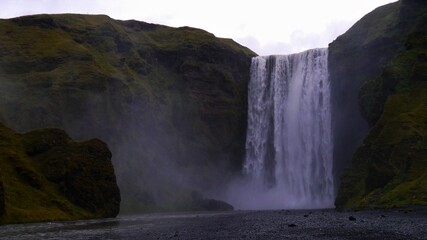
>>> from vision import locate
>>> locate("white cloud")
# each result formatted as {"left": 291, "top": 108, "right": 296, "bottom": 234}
{"left": 237, "top": 36, "right": 294, "bottom": 56}
{"left": 0, "top": 0, "right": 397, "bottom": 55}
{"left": 236, "top": 36, "right": 262, "bottom": 54}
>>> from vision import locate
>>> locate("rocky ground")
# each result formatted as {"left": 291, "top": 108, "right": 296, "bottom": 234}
{"left": 0, "top": 208, "right": 425, "bottom": 239}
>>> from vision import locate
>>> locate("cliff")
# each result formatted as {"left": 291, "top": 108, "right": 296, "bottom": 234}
{"left": 0, "top": 122, "right": 120, "bottom": 224}
{"left": 330, "top": 0, "right": 427, "bottom": 208}
{"left": 0, "top": 14, "right": 255, "bottom": 212}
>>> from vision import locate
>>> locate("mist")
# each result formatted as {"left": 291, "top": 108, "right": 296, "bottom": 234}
{"left": 69, "top": 91, "right": 237, "bottom": 213}
{"left": 224, "top": 176, "right": 334, "bottom": 210}
{"left": 0, "top": 65, "right": 225, "bottom": 213}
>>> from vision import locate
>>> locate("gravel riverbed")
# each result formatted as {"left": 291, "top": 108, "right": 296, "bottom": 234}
{"left": 0, "top": 208, "right": 426, "bottom": 239}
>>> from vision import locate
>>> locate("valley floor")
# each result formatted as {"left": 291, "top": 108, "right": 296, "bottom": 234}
{"left": 0, "top": 208, "right": 426, "bottom": 239}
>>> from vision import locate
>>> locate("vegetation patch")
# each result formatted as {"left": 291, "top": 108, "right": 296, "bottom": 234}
{"left": 0, "top": 123, "right": 120, "bottom": 224}
{"left": 0, "top": 13, "right": 255, "bottom": 213}
{"left": 335, "top": 4, "right": 427, "bottom": 209}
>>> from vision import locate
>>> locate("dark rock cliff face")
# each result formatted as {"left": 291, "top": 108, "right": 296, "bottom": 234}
{"left": 0, "top": 122, "right": 120, "bottom": 224}
{"left": 329, "top": 1, "right": 404, "bottom": 188}
{"left": 0, "top": 14, "right": 255, "bottom": 212}
{"left": 23, "top": 129, "right": 121, "bottom": 217}
{"left": 330, "top": 0, "right": 427, "bottom": 208}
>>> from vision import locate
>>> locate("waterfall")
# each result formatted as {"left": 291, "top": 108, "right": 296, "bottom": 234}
{"left": 242, "top": 48, "right": 334, "bottom": 209}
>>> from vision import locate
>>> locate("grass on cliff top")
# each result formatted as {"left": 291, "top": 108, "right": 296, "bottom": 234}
{"left": 329, "top": 1, "right": 400, "bottom": 55}
{"left": 0, "top": 123, "right": 92, "bottom": 224}
{"left": 142, "top": 24, "right": 255, "bottom": 55}
{"left": 0, "top": 13, "right": 255, "bottom": 131}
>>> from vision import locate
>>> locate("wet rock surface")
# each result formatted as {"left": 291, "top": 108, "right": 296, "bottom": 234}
{"left": 0, "top": 209, "right": 425, "bottom": 240}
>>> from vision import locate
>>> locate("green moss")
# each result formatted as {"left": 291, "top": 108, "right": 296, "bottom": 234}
{"left": 336, "top": 20, "right": 427, "bottom": 209}
{"left": 0, "top": 13, "right": 255, "bottom": 213}
{"left": 0, "top": 123, "right": 120, "bottom": 224}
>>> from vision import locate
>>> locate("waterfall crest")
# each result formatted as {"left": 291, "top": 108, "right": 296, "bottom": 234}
{"left": 242, "top": 48, "right": 334, "bottom": 209}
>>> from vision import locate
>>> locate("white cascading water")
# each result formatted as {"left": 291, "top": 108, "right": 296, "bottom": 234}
{"left": 241, "top": 48, "right": 334, "bottom": 209}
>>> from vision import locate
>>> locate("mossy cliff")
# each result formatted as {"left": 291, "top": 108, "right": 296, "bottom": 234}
{"left": 0, "top": 122, "right": 120, "bottom": 224}
{"left": 330, "top": 0, "right": 427, "bottom": 208}
{"left": 0, "top": 14, "right": 255, "bottom": 212}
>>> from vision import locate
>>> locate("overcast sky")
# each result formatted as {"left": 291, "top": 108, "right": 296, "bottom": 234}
{"left": 1, "top": 0, "right": 397, "bottom": 55}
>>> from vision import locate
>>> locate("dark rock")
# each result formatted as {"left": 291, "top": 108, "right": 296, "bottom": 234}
{"left": 329, "top": 2, "right": 403, "bottom": 188}
{"left": 0, "top": 176, "right": 4, "bottom": 215}
{"left": 169, "top": 231, "right": 179, "bottom": 238}
{"left": 332, "top": 0, "right": 427, "bottom": 209}
{"left": 200, "top": 198, "right": 233, "bottom": 211}
{"left": 349, "top": 216, "right": 356, "bottom": 221}
{"left": 0, "top": 113, "right": 5, "bottom": 124}
{"left": 114, "top": 34, "right": 133, "bottom": 53}
{"left": 0, "top": 122, "right": 120, "bottom": 223}
{"left": 23, "top": 128, "right": 70, "bottom": 156}
{"left": 36, "top": 137, "right": 121, "bottom": 217}
{"left": 14, "top": 166, "right": 43, "bottom": 189}
{"left": 288, "top": 224, "right": 297, "bottom": 227}
{"left": 304, "top": 214, "right": 309, "bottom": 217}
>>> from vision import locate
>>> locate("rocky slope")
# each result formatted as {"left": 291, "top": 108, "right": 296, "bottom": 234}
{"left": 331, "top": 0, "right": 427, "bottom": 208}
{"left": 0, "top": 122, "right": 120, "bottom": 224}
{"left": 0, "top": 14, "right": 255, "bottom": 212}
